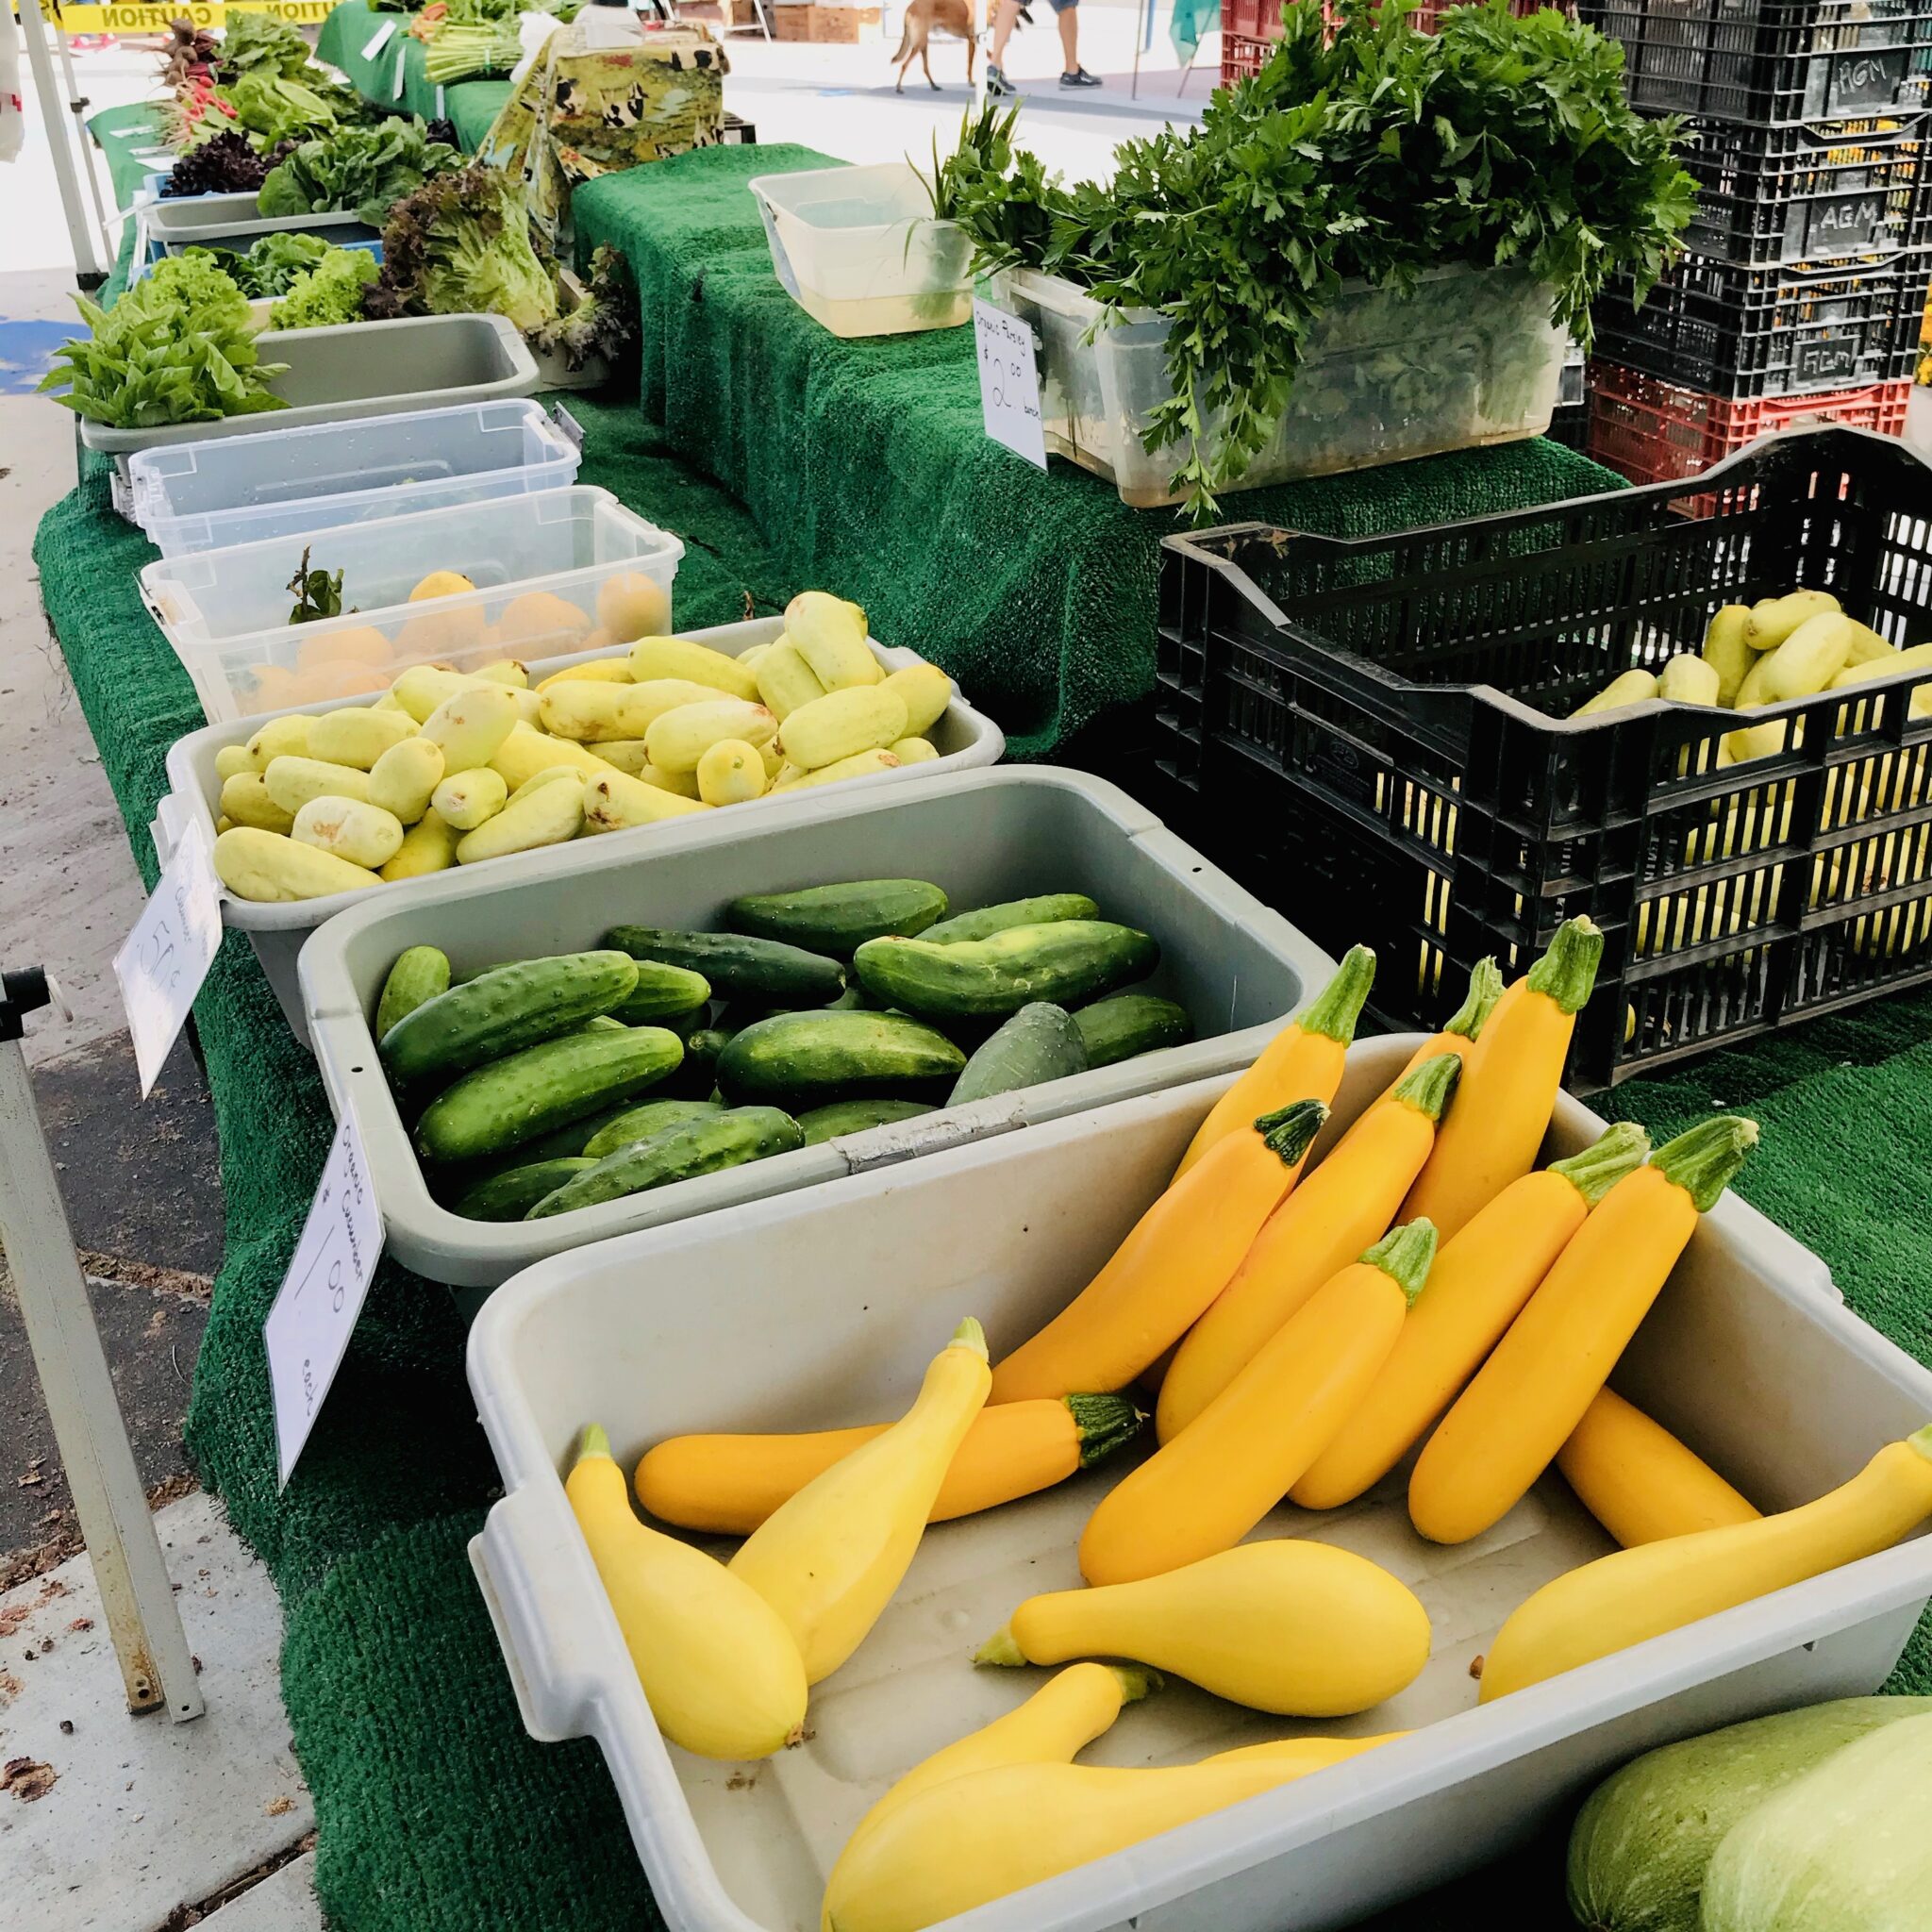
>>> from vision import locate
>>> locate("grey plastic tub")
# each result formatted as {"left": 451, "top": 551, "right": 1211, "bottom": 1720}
{"left": 466, "top": 1036, "right": 1932, "bottom": 1932}
{"left": 158, "top": 617, "right": 1005, "bottom": 1042}
{"left": 142, "top": 189, "right": 376, "bottom": 247}
{"left": 81, "top": 314, "right": 540, "bottom": 482}
{"left": 296, "top": 767, "right": 1334, "bottom": 1295}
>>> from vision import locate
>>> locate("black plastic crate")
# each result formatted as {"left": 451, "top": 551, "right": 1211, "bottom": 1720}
{"left": 1148, "top": 427, "right": 1932, "bottom": 1091}
{"left": 1580, "top": 0, "right": 1932, "bottom": 123}
{"left": 1675, "top": 112, "right": 1932, "bottom": 264}
{"left": 1593, "top": 248, "right": 1932, "bottom": 395}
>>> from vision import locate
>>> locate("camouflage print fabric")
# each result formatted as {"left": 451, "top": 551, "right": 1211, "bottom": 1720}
{"left": 479, "top": 19, "right": 727, "bottom": 248}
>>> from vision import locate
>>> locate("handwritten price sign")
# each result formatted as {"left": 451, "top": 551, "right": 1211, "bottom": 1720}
{"left": 264, "top": 1114, "right": 385, "bottom": 1489}
{"left": 974, "top": 298, "right": 1048, "bottom": 471}
{"left": 113, "top": 817, "right": 223, "bottom": 1096}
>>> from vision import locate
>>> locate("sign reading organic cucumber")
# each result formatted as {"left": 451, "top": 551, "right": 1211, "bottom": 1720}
{"left": 38, "top": 0, "right": 338, "bottom": 30}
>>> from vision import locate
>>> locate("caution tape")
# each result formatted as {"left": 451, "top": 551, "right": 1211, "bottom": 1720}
{"left": 33, "top": 0, "right": 341, "bottom": 30}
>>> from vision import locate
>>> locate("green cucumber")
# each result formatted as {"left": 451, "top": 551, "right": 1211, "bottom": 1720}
{"left": 579, "top": 1015, "right": 628, "bottom": 1033}
{"left": 605, "top": 925, "right": 845, "bottom": 1005}
{"left": 853, "top": 922, "right": 1158, "bottom": 1019}
{"left": 527, "top": 1107, "right": 803, "bottom": 1218}
{"left": 375, "top": 945, "right": 450, "bottom": 1039}
{"left": 922, "top": 894, "right": 1099, "bottom": 944}
{"left": 581, "top": 1097, "right": 724, "bottom": 1159}
{"left": 609, "top": 960, "right": 711, "bottom": 1026}
{"left": 414, "top": 1026, "right": 684, "bottom": 1164}
{"left": 676, "top": 1024, "right": 739, "bottom": 1093}
{"left": 382, "top": 950, "right": 641, "bottom": 1081}
{"left": 443, "top": 1099, "right": 647, "bottom": 1184}
{"left": 725, "top": 879, "right": 948, "bottom": 957}
{"left": 1072, "top": 991, "right": 1193, "bottom": 1068}
{"left": 794, "top": 1098, "right": 936, "bottom": 1144}
{"left": 950, "top": 1003, "right": 1087, "bottom": 1105}
{"left": 454, "top": 1158, "right": 596, "bottom": 1222}
{"left": 715, "top": 1010, "right": 966, "bottom": 1109}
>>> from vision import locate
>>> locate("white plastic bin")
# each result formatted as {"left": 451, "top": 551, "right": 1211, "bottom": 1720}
{"left": 751, "top": 164, "right": 973, "bottom": 339}
{"left": 158, "top": 616, "right": 1004, "bottom": 1041}
{"left": 467, "top": 1038, "right": 1932, "bottom": 1932}
{"left": 140, "top": 485, "right": 682, "bottom": 725}
{"left": 81, "top": 315, "right": 541, "bottom": 491}
{"left": 127, "top": 401, "right": 582, "bottom": 556}
{"left": 297, "top": 768, "right": 1333, "bottom": 1292}
{"left": 987, "top": 262, "right": 1568, "bottom": 508}
{"left": 142, "top": 188, "right": 379, "bottom": 248}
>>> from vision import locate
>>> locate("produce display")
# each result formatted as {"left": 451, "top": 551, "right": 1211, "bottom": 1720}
{"left": 363, "top": 874, "right": 1191, "bottom": 1218}
{"left": 1566, "top": 588, "right": 1932, "bottom": 782}
{"left": 177, "top": 232, "right": 337, "bottom": 299}
{"left": 257, "top": 119, "right": 462, "bottom": 226}
{"left": 205, "top": 597, "right": 975, "bottom": 902}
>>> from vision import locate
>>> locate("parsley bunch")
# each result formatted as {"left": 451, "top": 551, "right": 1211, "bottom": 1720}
{"left": 942, "top": 0, "right": 1692, "bottom": 513}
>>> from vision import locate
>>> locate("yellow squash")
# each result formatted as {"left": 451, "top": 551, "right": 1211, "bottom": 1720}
{"left": 1556, "top": 1387, "right": 1760, "bottom": 1547}
{"left": 730, "top": 1318, "right": 991, "bottom": 1683}
{"left": 1156, "top": 1053, "right": 1461, "bottom": 1441}
{"left": 821, "top": 1738, "right": 1400, "bottom": 1932}
{"left": 1080, "top": 1223, "right": 1438, "bottom": 1585}
{"left": 1172, "top": 945, "right": 1374, "bottom": 1180}
{"left": 565, "top": 1425, "right": 807, "bottom": 1760}
{"left": 636, "top": 1393, "right": 1144, "bottom": 1535}
{"left": 977, "top": 1539, "right": 1429, "bottom": 1717}
{"left": 1291, "top": 1124, "right": 1650, "bottom": 1511}
{"left": 822, "top": 1662, "right": 1156, "bottom": 1923}
{"left": 1481, "top": 1423, "right": 1932, "bottom": 1701}
{"left": 1408, "top": 1116, "right": 1757, "bottom": 1545}
{"left": 1399, "top": 917, "right": 1604, "bottom": 1243}
{"left": 989, "top": 1099, "right": 1327, "bottom": 1405}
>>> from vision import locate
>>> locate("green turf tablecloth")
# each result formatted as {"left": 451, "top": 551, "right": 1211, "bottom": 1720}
{"left": 316, "top": 0, "right": 514, "bottom": 132}
{"left": 33, "top": 171, "right": 1932, "bottom": 1932}
{"left": 86, "top": 102, "right": 172, "bottom": 206}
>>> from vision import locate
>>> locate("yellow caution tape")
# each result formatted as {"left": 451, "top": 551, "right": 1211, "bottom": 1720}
{"left": 36, "top": 0, "right": 341, "bottom": 30}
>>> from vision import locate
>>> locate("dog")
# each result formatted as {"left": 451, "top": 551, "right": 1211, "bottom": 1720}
{"left": 892, "top": 0, "right": 978, "bottom": 92}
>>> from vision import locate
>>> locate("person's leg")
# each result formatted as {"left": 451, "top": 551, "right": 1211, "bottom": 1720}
{"left": 990, "top": 0, "right": 1024, "bottom": 69}
{"left": 1058, "top": 0, "right": 1078, "bottom": 70}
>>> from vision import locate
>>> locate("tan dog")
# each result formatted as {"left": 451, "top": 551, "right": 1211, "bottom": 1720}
{"left": 893, "top": 0, "right": 978, "bottom": 92}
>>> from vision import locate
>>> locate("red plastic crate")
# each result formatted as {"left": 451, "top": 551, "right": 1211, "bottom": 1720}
{"left": 1220, "top": 28, "right": 1276, "bottom": 82}
{"left": 1223, "top": 0, "right": 1561, "bottom": 58}
{"left": 1585, "top": 359, "right": 1911, "bottom": 485}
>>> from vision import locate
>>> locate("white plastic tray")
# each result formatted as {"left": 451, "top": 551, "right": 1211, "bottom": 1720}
{"left": 297, "top": 768, "right": 1332, "bottom": 1291}
{"left": 140, "top": 484, "right": 682, "bottom": 725}
{"left": 467, "top": 1037, "right": 1932, "bottom": 1932}
{"left": 158, "top": 616, "right": 1005, "bottom": 1043}
{"left": 128, "top": 400, "right": 582, "bottom": 556}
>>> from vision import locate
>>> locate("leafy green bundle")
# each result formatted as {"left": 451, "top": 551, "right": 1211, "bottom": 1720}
{"left": 214, "top": 9, "right": 317, "bottom": 83}
{"left": 373, "top": 166, "right": 559, "bottom": 335}
{"left": 181, "top": 231, "right": 333, "bottom": 298}
{"left": 271, "top": 249, "right": 384, "bottom": 331}
{"left": 39, "top": 255, "right": 288, "bottom": 428}
{"left": 530, "top": 245, "right": 638, "bottom": 372}
{"left": 258, "top": 119, "right": 463, "bottom": 227}
{"left": 938, "top": 0, "right": 1692, "bottom": 511}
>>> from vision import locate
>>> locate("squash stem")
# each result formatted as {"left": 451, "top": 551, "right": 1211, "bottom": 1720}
{"left": 1108, "top": 1664, "right": 1163, "bottom": 1703}
{"left": 974, "top": 1626, "right": 1027, "bottom": 1668}
{"left": 1296, "top": 943, "right": 1376, "bottom": 1045}
{"left": 1066, "top": 1393, "right": 1149, "bottom": 1467}
{"left": 1442, "top": 956, "right": 1505, "bottom": 1041}
{"left": 1255, "top": 1097, "right": 1329, "bottom": 1166}
{"left": 1650, "top": 1115, "right": 1759, "bottom": 1211}
{"left": 1908, "top": 1422, "right": 1932, "bottom": 1463}
{"left": 1549, "top": 1121, "right": 1651, "bottom": 1208}
{"left": 575, "top": 1423, "right": 612, "bottom": 1465}
{"left": 1392, "top": 1050, "right": 1462, "bottom": 1123}
{"left": 950, "top": 1317, "right": 989, "bottom": 1360}
{"left": 1525, "top": 916, "right": 1605, "bottom": 1015}
{"left": 1361, "top": 1218, "right": 1438, "bottom": 1305}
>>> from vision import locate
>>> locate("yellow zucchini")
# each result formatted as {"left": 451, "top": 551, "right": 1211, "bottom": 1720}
{"left": 291, "top": 796, "right": 406, "bottom": 869}
{"left": 779, "top": 686, "right": 909, "bottom": 771}
{"left": 888, "top": 737, "right": 939, "bottom": 765}
{"left": 1701, "top": 605, "right": 1754, "bottom": 705}
{"left": 878, "top": 661, "right": 953, "bottom": 738}
{"left": 786, "top": 591, "right": 881, "bottom": 689}
{"left": 262, "top": 755, "right": 373, "bottom": 814}
{"left": 1572, "top": 669, "right": 1657, "bottom": 719}
{"left": 212, "top": 825, "right": 380, "bottom": 903}
{"left": 770, "top": 748, "right": 902, "bottom": 791}
{"left": 1657, "top": 654, "right": 1723, "bottom": 707}
{"left": 213, "top": 742, "right": 256, "bottom": 784}
{"left": 430, "top": 768, "right": 508, "bottom": 832}
{"left": 244, "top": 714, "right": 310, "bottom": 769}
{"left": 1743, "top": 588, "right": 1839, "bottom": 651}
{"left": 581, "top": 768, "right": 710, "bottom": 831}
{"left": 754, "top": 639, "right": 828, "bottom": 722}
{"left": 1757, "top": 610, "right": 1857, "bottom": 702}
{"left": 379, "top": 809, "right": 459, "bottom": 881}
{"left": 366, "top": 736, "right": 444, "bottom": 825}
{"left": 626, "top": 635, "right": 761, "bottom": 702}
{"left": 418, "top": 683, "right": 522, "bottom": 774}
{"left": 454, "top": 774, "right": 583, "bottom": 863}
{"left": 218, "top": 771, "right": 295, "bottom": 835}
{"left": 644, "top": 697, "right": 777, "bottom": 774}
{"left": 487, "top": 724, "right": 624, "bottom": 791}
{"left": 540, "top": 677, "right": 734, "bottom": 743}
{"left": 305, "top": 707, "right": 417, "bottom": 772}
{"left": 1556, "top": 1387, "right": 1760, "bottom": 1547}
{"left": 696, "top": 738, "right": 768, "bottom": 805}
{"left": 534, "top": 658, "right": 635, "bottom": 691}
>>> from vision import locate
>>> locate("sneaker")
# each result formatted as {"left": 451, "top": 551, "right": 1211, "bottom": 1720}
{"left": 985, "top": 64, "right": 1015, "bottom": 96}
{"left": 1059, "top": 65, "right": 1102, "bottom": 88}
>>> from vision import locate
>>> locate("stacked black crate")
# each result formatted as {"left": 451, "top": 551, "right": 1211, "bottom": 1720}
{"left": 1578, "top": 0, "right": 1932, "bottom": 482}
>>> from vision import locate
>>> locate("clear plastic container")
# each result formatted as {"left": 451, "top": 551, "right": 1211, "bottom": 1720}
{"left": 751, "top": 163, "right": 973, "bottom": 339}
{"left": 127, "top": 401, "right": 582, "bottom": 557}
{"left": 466, "top": 1037, "right": 1932, "bottom": 1932}
{"left": 139, "top": 485, "right": 682, "bottom": 724}
{"left": 988, "top": 261, "right": 1568, "bottom": 508}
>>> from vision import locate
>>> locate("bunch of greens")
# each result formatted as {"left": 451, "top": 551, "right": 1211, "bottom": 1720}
{"left": 182, "top": 231, "right": 333, "bottom": 298}
{"left": 424, "top": 20, "right": 525, "bottom": 83}
{"left": 160, "top": 128, "right": 294, "bottom": 196}
{"left": 373, "top": 166, "right": 559, "bottom": 334}
{"left": 258, "top": 119, "right": 462, "bottom": 226}
{"left": 530, "top": 245, "right": 638, "bottom": 371}
{"left": 158, "top": 78, "right": 240, "bottom": 153}
{"left": 225, "top": 70, "right": 347, "bottom": 149}
{"left": 38, "top": 255, "right": 288, "bottom": 428}
{"left": 440, "top": 0, "right": 522, "bottom": 22}
{"left": 271, "top": 248, "right": 384, "bottom": 330}
{"left": 940, "top": 0, "right": 1692, "bottom": 511}
{"left": 213, "top": 9, "right": 315, "bottom": 82}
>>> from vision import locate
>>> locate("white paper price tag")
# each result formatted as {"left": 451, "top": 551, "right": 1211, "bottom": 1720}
{"left": 973, "top": 297, "right": 1047, "bottom": 471}
{"left": 264, "top": 1114, "right": 385, "bottom": 1489}
{"left": 113, "top": 817, "right": 222, "bottom": 1097}
{"left": 392, "top": 41, "right": 409, "bottom": 96}
{"left": 361, "top": 17, "right": 397, "bottom": 57}
{"left": 435, "top": 83, "right": 447, "bottom": 118}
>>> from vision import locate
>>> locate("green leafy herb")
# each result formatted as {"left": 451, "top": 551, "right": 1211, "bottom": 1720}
{"left": 423, "top": 20, "right": 525, "bottom": 83}
{"left": 375, "top": 166, "right": 559, "bottom": 335}
{"left": 37, "top": 254, "right": 289, "bottom": 428}
{"left": 182, "top": 231, "right": 334, "bottom": 299}
{"left": 258, "top": 119, "right": 463, "bottom": 227}
{"left": 287, "top": 547, "right": 346, "bottom": 625}
{"left": 943, "top": 0, "right": 1692, "bottom": 513}
{"left": 530, "top": 244, "right": 637, "bottom": 370}
{"left": 269, "top": 248, "right": 383, "bottom": 330}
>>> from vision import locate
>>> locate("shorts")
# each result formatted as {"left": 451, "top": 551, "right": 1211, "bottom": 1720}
{"left": 1045, "top": 0, "right": 1078, "bottom": 14}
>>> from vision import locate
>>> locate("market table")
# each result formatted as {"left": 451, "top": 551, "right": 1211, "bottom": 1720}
{"left": 86, "top": 102, "right": 172, "bottom": 207}
{"left": 316, "top": 0, "right": 512, "bottom": 135}
{"left": 30, "top": 173, "right": 1932, "bottom": 1932}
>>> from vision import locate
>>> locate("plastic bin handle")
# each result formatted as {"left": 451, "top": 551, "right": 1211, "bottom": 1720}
{"left": 472, "top": 1485, "right": 604, "bottom": 1743}
{"left": 151, "top": 791, "right": 190, "bottom": 873}
{"left": 837, "top": 1096, "right": 1031, "bottom": 1174}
